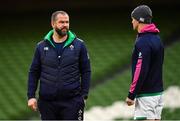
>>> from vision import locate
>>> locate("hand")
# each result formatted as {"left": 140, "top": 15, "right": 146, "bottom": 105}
{"left": 125, "top": 97, "right": 134, "bottom": 106}
{"left": 28, "top": 98, "right": 38, "bottom": 111}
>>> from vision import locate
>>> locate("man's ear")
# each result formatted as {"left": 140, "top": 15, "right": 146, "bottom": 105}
{"left": 51, "top": 21, "right": 54, "bottom": 28}
{"left": 136, "top": 20, "right": 140, "bottom": 25}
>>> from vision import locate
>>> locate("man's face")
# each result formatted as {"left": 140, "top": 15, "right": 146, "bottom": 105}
{"left": 52, "top": 14, "right": 69, "bottom": 37}
{"left": 131, "top": 18, "right": 139, "bottom": 30}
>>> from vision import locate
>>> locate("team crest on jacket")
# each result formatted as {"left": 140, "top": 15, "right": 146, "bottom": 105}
{"left": 138, "top": 52, "right": 142, "bottom": 58}
{"left": 44, "top": 47, "right": 49, "bottom": 51}
{"left": 70, "top": 45, "right": 74, "bottom": 50}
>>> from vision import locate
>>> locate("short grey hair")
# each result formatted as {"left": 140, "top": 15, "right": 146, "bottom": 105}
{"left": 51, "top": 11, "right": 69, "bottom": 22}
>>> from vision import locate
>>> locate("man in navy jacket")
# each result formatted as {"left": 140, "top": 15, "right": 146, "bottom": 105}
{"left": 27, "top": 11, "right": 91, "bottom": 120}
{"left": 126, "top": 5, "right": 164, "bottom": 120}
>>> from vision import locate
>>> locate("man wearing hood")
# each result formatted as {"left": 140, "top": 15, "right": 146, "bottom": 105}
{"left": 27, "top": 11, "right": 91, "bottom": 120}
{"left": 126, "top": 5, "right": 164, "bottom": 120}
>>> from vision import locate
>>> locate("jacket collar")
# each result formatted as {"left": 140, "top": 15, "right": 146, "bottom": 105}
{"left": 44, "top": 30, "right": 76, "bottom": 48}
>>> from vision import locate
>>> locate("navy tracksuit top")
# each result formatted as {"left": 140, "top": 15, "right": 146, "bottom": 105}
{"left": 27, "top": 30, "right": 91, "bottom": 101}
{"left": 128, "top": 24, "right": 164, "bottom": 100}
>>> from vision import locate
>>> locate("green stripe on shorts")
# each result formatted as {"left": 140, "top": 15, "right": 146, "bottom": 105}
{"left": 135, "top": 117, "right": 147, "bottom": 120}
{"left": 136, "top": 92, "right": 163, "bottom": 98}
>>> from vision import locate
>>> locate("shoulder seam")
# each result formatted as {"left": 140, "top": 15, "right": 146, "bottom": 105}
{"left": 37, "top": 40, "right": 45, "bottom": 45}
{"left": 76, "top": 38, "right": 84, "bottom": 42}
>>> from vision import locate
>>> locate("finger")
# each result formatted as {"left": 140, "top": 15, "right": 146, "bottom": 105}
{"left": 32, "top": 104, "right": 37, "bottom": 111}
{"left": 126, "top": 101, "right": 130, "bottom": 105}
{"left": 33, "top": 102, "right": 38, "bottom": 111}
{"left": 127, "top": 101, "right": 133, "bottom": 106}
{"left": 28, "top": 103, "right": 36, "bottom": 111}
{"left": 128, "top": 103, "right": 133, "bottom": 106}
{"left": 29, "top": 105, "right": 34, "bottom": 111}
{"left": 28, "top": 101, "right": 33, "bottom": 106}
{"left": 127, "top": 102, "right": 131, "bottom": 106}
{"left": 28, "top": 103, "right": 33, "bottom": 109}
{"left": 129, "top": 102, "right": 134, "bottom": 106}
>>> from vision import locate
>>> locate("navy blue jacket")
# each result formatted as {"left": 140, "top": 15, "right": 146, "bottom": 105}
{"left": 27, "top": 30, "right": 91, "bottom": 100}
{"left": 128, "top": 24, "right": 164, "bottom": 100}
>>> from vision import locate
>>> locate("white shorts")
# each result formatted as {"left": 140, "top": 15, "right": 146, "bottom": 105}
{"left": 134, "top": 95, "right": 163, "bottom": 120}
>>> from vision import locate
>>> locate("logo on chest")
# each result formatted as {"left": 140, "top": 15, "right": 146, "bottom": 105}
{"left": 70, "top": 45, "right": 74, "bottom": 50}
{"left": 138, "top": 52, "right": 142, "bottom": 58}
{"left": 44, "top": 47, "right": 49, "bottom": 51}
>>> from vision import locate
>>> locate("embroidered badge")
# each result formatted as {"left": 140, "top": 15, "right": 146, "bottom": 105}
{"left": 44, "top": 47, "right": 49, "bottom": 51}
{"left": 138, "top": 52, "right": 142, "bottom": 58}
{"left": 70, "top": 45, "right": 74, "bottom": 50}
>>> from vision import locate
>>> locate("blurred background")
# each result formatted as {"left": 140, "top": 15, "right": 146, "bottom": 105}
{"left": 0, "top": 0, "right": 180, "bottom": 120}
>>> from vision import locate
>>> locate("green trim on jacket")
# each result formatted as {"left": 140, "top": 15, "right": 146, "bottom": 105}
{"left": 44, "top": 30, "right": 76, "bottom": 48}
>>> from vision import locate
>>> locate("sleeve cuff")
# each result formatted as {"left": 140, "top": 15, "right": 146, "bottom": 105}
{"left": 81, "top": 93, "right": 88, "bottom": 100}
{"left": 27, "top": 94, "right": 36, "bottom": 100}
{"left": 128, "top": 92, "right": 136, "bottom": 100}
{"left": 83, "top": 95, "right": 88, "bottom": 100}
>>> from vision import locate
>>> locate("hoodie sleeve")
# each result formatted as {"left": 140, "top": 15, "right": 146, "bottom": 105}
{"left": 128, "top": 41, "right": 151, "bottom": 100}
{"left": 79, "top": 42, "right": 91, "bottom": 100}
{"left": 27, "top": 45, "right": 41, "bottom": 100}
